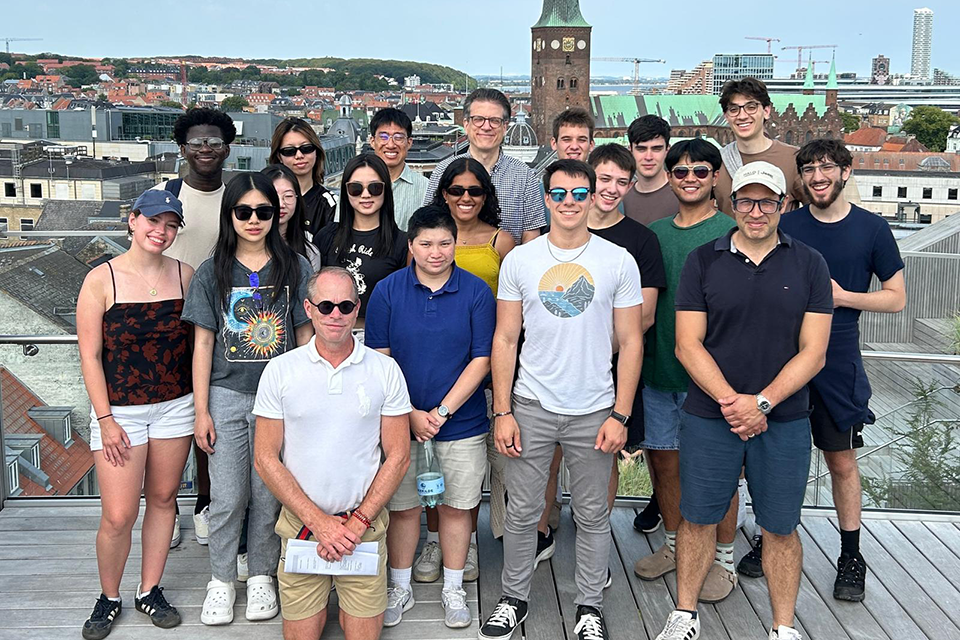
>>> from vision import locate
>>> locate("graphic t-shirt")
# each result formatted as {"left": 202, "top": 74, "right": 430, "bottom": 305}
{"left": 152, "top": 180, "right": 224, "bottom": 270}
{"left": 182, "top": 255, "right": 312, "bottom": 394}
{"left": 498, "top": 234, "right": 643, "bottom": 415}
{"left": 621, "top": 183, "right": 680, "bottom": 227}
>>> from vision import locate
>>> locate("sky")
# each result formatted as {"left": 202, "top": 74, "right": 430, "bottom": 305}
{"left": 5, "top": 1, "right": 957, "bottom": 79}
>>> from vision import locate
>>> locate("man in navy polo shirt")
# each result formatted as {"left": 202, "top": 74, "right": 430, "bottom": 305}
{"left": 655, "top": 161, "right": 833, "bottom": 640}
{"left": 364, "top": 204, "right": 496, "bottom": 630}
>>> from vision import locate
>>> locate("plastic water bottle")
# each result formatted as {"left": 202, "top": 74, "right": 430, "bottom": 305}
{"left": 416, "top": 440, "right": 445, "bottom": 508}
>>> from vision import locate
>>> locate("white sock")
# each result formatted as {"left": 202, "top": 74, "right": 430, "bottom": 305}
{"left": 443, "top": 566, "right": 464, "bottom": 591}
{"left": 773, "top": 625, "right": 798, "bottom": 638}
{"left": 136, "top": 584, "right": 146, "bottom": 599}
{"left": 390, "top": 566, "right": 412, "bottom": 591}
{"left": 715, "top": 542, "right": 735, "bottom": 571}
{"left": 426, "top": 530, "right": 440, "bottom": 544}
{"left": 106, "top": 595, "right": 121, "bottom": 602}
{"left": 470, "top": 531, "right": 478, "bottom": 545}
{"left": 665, "top": 530, "right": 677, "bottom": 554}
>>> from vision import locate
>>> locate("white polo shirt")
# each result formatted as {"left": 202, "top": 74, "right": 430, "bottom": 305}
{"left": 254, "top": 336, "right": 411, "bottom": 515}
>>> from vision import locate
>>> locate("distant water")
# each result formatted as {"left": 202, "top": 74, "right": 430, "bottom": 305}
{"left": 498, "top": 84, "right": 664, "bottom": 95}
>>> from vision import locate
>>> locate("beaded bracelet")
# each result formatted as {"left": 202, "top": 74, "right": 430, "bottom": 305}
{"left": 351, "top": 509, "right": 374, "bottom": 530}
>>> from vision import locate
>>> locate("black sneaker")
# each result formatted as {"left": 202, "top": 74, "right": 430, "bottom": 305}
{"left": 834, "top": 554, "right": 867, "bottom": 602}
{"left": 135, "top": 585, "right": 181, "bottom": 629}
{"left": 82, "top": 594, "right": 121, "bottom": 640}
{"left": 633, "top": 493, "right": 662, "bottom": 533}
{"left": 574, "top": 605, "right": 609, "bottom": 640}
{"left": 737, "top": 534, "right": 764, "bottom": 578}
{"left": 479, "top": 596, "right": 528, "bottom": 639}
{"left": 534, "top": 528, "right": 556, "bottom": 569}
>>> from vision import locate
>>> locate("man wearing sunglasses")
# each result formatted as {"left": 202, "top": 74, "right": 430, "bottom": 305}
{"left": 656, "top": 161, "right": 832, "bottom": 640}
{"left": 369, "top": 108, "right": 428, "bottom": 232}
{"left": 425, "top": 88, "right": 546, "bottom": 245}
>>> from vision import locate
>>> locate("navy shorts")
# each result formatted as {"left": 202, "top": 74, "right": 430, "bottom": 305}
{"left": 679, "top": 411, "right": 811, "bottom": 536}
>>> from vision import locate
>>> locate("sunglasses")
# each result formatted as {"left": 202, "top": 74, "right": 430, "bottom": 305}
{"left": 548, "top": 187, "right": 591, "bottom": 203}
{"left": 445, "top": 185, "right": 485, "bottom": 197}
{"left": 233, "top": 205, "right": 276, "bottom": 221}
{"left": 277, "top": 143, "right": 317, "bottom": 157}
{"left": 185, "top": 137, "right": 225, "bottom": 151}
{"left": 308, "top": 299, "right": 358, "bottom": 315}
{"left": 671, "top": 165, "right": 712, "bottom": 180}
{"left": 345, "top": 181, "right": 385, "bottom": 197}
{"left": 249, "top": 272, "right": 261, "bottom": 302}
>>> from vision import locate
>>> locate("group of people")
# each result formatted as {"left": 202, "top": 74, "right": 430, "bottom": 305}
{"left": 76, "top": 78, "right": 905, "bottom": 640}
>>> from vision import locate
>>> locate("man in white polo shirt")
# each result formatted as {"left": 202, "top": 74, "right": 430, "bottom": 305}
{"left": 253, "top": 266, "right": 412, "bottom": 640}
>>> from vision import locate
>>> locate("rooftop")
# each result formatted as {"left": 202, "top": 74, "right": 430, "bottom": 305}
{"left": 532, "top": 0, "right": 591, "bottom": 28}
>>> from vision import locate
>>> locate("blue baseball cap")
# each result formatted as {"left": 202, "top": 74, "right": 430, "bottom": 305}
{"left": 133, "top": 190, "right": 185, "bottom": 225}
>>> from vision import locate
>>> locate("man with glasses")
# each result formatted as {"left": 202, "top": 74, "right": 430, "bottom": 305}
{"left": 714, "top": 78, "right": 806, "bottom": 218}
{"left": 369, "top": 108, "right": 428, "bottom": 231}
{"left": 480, "top": 159, "right": 643, "bottom": 640}
{"left": 253, "top": 266, "right": 412, "bottom": 640}
{"left": 621, "top": 115, "right": 679, "bottom": 228}
{"left": 656, "top": 161, "right": 832, "bottom": 640}
{"left": 425, "top": 88, "right": 546, "bottom": 244}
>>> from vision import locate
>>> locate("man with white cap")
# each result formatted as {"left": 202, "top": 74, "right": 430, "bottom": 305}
{"left": 655, "top": 161, "right": 833, "bottom": 640}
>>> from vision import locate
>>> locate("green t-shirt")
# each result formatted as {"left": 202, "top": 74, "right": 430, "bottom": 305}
{"left": 642, "top": 213, "right": 736, "bottom": 392}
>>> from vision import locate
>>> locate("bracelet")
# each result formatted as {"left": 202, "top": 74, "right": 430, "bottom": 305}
{"left": 96, "top": 413, "right": 113, "bottom": 421}
{"left": 351, "top": 509, "right": 374, "bottom": 530}
{"left": 493, "top": 410, "right": 513, "bottom": 418}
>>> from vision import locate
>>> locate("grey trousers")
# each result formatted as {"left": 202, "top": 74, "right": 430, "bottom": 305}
{"left": 501, "top": 395, "right": 613, "bottom": 608}
{"left": 207, "top": 385, "right": 281, "bottom": 581}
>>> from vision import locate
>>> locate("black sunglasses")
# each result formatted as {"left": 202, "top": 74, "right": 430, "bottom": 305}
{"left": 278, "top": 143, "right": 317, "bottom": 157}
{"left": 445, "top": 185, "right": 485, "bottom": 197}
{"left": 233, "top": 205, "right": 275, "bottom": 221}
{"left": 308, "top": 299, "right": 358, "bottom": 315}
{"left": 671, "top": 166, "right": 712, "bottom": 180}
{"left": 345, "top": 181, "right": 385, "bottom": 197}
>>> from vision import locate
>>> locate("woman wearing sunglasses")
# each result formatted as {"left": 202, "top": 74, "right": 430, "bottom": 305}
{"left": 182, "top": 173, "right": 314, "bottom": 627}
{"left": 314, "top": 152, "right": 408, "bottom": 328}
{"left": 269, "top": 117, "right": 338, "bottom": 235}
{"left": 260, "top": 164, "right": 322, "bottom": 272}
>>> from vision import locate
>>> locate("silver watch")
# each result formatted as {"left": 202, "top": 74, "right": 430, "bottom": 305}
{"left": 437, "top": 405, "right": 451, "bottom": 418}
{"left": 755, "top": 394, "right": 773, "bottom": 415}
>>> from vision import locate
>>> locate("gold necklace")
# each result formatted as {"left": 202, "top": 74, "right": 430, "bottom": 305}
{"left": 131, "top": 261, "right": 165, "bottom": 296}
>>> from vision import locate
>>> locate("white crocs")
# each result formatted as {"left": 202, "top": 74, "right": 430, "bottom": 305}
{"left": 201, "top": 578, "right": 235, "bottom": 625}
{"left": 245, "top": 575, "right": 279, "bottom": 621}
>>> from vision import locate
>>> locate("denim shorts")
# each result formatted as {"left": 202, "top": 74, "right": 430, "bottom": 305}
{"left": 678, "top": 411, "right": 811, "bottom": 536}
{"left": 639, "top": 387, "right": 686, "bottom": 450}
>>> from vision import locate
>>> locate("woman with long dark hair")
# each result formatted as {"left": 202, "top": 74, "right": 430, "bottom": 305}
{"left": 260, "top": 163, "right": 322, "bottom": 271}
{"left": 314, "top": 152, "right": 408, "bottom": 327}
{"left": 269, "top": 117, "right": 337, "bottom": 234}
{"left": 182, "top": 172, "right": 313, "bottom": 627}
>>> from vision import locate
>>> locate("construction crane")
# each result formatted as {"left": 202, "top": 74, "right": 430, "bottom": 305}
{"left": 0, "top": 37, "right": 42, "bottom": 54}
{"left": 744, "top": 36, "right": 780, "bottom": 54}
{"left": 592, "top": 57, "right": 666, "bottom": 95}
{"left": 781, "top": 45, "right": 836, "bottom": 75}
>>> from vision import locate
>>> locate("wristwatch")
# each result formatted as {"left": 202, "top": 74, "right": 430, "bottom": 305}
{"left": 610, "top": 410, "right": 630, "bottom": 426}
{"left": 437, "top": 405, "right": 452, "bottom": 419}
{"left": 755, "top": 394, "right": 773, "bottom": 416}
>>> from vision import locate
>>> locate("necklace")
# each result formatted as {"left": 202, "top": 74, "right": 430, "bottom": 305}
{"left": 131, "top": 260, "right": 165, "bottom": 296}
{"left": 546, "top": 235, "right": 591, "bottom": 263}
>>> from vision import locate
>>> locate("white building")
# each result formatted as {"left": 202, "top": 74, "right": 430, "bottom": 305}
{"left": 911, "top": 8, "right": 934, "bottom": 80}
{"left": 947, "top": 125, "right": 960, "bottom": 153}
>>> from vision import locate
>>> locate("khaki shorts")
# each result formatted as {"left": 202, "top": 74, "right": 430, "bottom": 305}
{"left": 388, "top": 432, "right": 488, "bottom": 511}
{"left": 275, "top": 506, "right": 389, "bottom": 620}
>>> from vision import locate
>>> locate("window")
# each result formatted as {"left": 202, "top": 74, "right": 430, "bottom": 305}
{"left": 872, "top": 186, "right": 883, "bottom": 198}
{"left": 20, "top": 217, "right": 34, "bottom": 231}
{"left": 570, "top": 77, "right": 578, "bottom": 89}
{"left": 1, "top": 122, "right": 10, "bottom": 137}
{"left": 949, "top": 189, "right": 958, "bottom": 201}
{"left": 922, "top": 187, "right": 933, "bottom": 199}
{"left": 237, "top": 157, "right": 251, "bottom": 170}
{"left": 6, "top": 461, "right": 19, "bottom": 496}
{"left": 14, "top": 118, "right": 23, "bottom": 131}
{"left": 27, "top": 123, "right": 41, "bottom": 138}
{"left": 29, "top": 183, "right": 42, "bottom": 198}
{"left": 897, "top": 186, "right": 907, "bottom": 198}
{"left": 899, "top": 158, "right": 905, "bottom": 167}
{"left": 46, "top": 111, "right": 60, "bottom": 139}
{"left": 4, "top": 183, "right": 14, "bottom": 197}
{"left": 859, "top": 157, "right": 864, "bottom": 166}
{"left": 0, "top": 217, "right": 7, "bottom": 227}
{"left": 557, "top": 77, "right": 564, "bottom": 89}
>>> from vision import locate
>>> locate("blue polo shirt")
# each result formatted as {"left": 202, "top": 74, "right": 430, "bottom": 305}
{"left": 675, "top": 228, "right": 833, "bottom": 422}
{"left": 365, "top": 263, "right": 496, "bottom": 441}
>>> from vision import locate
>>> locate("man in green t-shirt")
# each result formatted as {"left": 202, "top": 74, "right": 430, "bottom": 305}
{"left": 633, "top": 139, "right": 739, "bottom": 604}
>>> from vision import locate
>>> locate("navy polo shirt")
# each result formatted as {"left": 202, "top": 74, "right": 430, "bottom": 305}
{"left": 675, "top": 228, "right": 833, "bottom": 422}
{"left": 365, "top": 263, "right": 496, "bottom": 441}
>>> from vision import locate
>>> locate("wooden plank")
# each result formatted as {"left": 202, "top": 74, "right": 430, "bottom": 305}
{"left": 656, "top": 528, "right": 729, "bottom": 640}
{"left": 523, "top": 537, "right": 566, "bottom": 640}
{"left": 894, "top": 520, "right": 960, "bottom": 591}
{"left": 733, "top": 530, "right": 810, "bottom": 640}
{"left": 925, "top": 521, "right": 960, "bottom": 561}
{"left": 475, "top": 504, "right": 502, "bottom": 622}
{"left": 0, "top": 541, "right": 210, "bottom": 560}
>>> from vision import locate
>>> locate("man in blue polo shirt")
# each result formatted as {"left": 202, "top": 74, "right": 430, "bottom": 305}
{"left": 365, "top": 204, "right": 496, "bottom": 631}
{"left": 655, "top": 162, "right": 833, "bottom": 640}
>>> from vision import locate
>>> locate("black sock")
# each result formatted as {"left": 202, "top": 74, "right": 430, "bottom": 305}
{"left": 840, "top": 528, "right": 860, "bottom": 557}
{"left": 679, "top": 609, "right": 698, "bottom": 619}
{"left": 194, "top": 494, "right": 211, "bottom": 515}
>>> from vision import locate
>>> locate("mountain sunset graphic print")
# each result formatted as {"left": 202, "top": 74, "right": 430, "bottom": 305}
{"left": 538, "top": 263, "right": 595, "bottom": 318}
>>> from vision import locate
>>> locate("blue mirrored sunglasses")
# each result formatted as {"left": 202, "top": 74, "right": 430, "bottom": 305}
{"left": 548, "top": 187, "right": 591, "bottom": 203}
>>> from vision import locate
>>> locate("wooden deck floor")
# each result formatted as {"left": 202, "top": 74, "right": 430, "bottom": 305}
{"left": 2, "top": 501, "right": 959, "bottom": 640}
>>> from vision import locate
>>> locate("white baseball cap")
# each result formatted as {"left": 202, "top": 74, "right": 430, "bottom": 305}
{"left": 731, "top": 161, "right": 787, "bottom": 197}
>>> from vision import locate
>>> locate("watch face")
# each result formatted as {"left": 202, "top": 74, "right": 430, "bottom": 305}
{"left": 438, "top": 405, "right": 449, "bottom": 417}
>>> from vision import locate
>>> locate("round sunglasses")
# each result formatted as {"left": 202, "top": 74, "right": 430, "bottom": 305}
{"left": 671, "top": 166, "right": 712, "bottom": 180}
{"left": 547, "top": 187, "right": 591, "bottom": 203}
{"left": 308, "top": 299, "right": 358, "bottom": 315}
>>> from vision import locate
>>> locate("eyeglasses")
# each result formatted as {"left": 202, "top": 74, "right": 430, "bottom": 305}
{"left": 185, "top": 137, "right": 225, "bottom": 151}
{"left": 724, "top": 101, "right": 762, "bottom": 117}
{"left": 375, "top": 132, "right": 409, "bottom": 144}
{"left": 671, "top": 165, "right": 712, "bottom": 180}
{"left": 445, "top": 185, "right": 485, "bottom": 197}
{"left": 248, "top": 272, "right": 261, "bottom": 302}
{"left": 345, "top": 181, "right": 385, "bottom": 197}
{"left": 278, "top": 192, "right": 297, "bottom": 205}
{"left": 233, "top": 205, "right": 276, "bottom": 221}
{"left": 800, "top": 163, "right": 840, "bottom": 177}
{"left": 548, "top": 187, "right": 592, "bottom": 203}
{"left": 277, "top": 143, "right": 317, "bottom": 157}
{"left": 468, "top": 115, "right": 505, "bottom": 128}
{"left": 308, "top": 299, "right": 358, "bottom": 315}
{"left": 731, "top": 197, "right": 784, "bottom": 214}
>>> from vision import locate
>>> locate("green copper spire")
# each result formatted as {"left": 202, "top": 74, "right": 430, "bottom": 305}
{"left": 826, "top": 53, "right": 838, "bottom": 90}
{"left": 532, "top": 0, "right": 590, "bottom": 28}
{"left": 803, "top": 55, "right": 815, "bottom": 90}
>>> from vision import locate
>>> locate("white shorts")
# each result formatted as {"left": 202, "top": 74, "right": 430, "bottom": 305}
{"left": 89, "top": 393, "right": 195, "bottom": 451}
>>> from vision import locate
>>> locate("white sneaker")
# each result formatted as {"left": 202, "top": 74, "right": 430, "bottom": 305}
{"left": 169, "top": 513, "right": 181, "bottom": 549}
{"left": 737, "top": 479, "right": 748, "bottom": 530}
{"left": 464, "top": 543, "right": 479, "bottom": 582}
{"left": 412, "top": 541, "right": 442, "bottom": 582}
{"left": 383, "top": 584, "right": 414, "bottom": 627}
{"left": 656, "top": 610, "right": 700, "bottom": 640}
{"left": 441, "top": 587, "right": 472, "bottom": 628}
{"left": 769, "top": 626, "right": 802, "bottom": 640}
{"left": 193, "top": 505, "right": 210, "bottom": 545}
{"left": 245, "top": 575, "right": 279, "bottom": 621}
{"left": 237, "top": 553, "right": 249, "bottom": 582}
{"left": 201, "top": 578, "right": 235, "bottom": 625}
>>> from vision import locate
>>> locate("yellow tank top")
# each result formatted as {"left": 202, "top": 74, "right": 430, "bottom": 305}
{"left": 455, "top": 229, "right": 502, "bottom": 296}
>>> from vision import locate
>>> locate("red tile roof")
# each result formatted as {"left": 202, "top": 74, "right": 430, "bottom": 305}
{"left": 844, "top": 127, "right": 887, "bottom": 148}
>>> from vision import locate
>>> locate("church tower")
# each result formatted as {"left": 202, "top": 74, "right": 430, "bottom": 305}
{"left": 531, "top": 0, "right": 591, "bottom": 144}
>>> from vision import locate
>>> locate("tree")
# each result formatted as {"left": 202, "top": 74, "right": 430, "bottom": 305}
{"left": 160, "top": 101, "right": 185, "bottom": 109}
{"left": 220, "top": 96, "right": 249, "bottom": 112}
{"left": 188, "top": 66, "right": 208, "bottom": 83}
{"left": 902, "top": 106, "right": 960, "bottom": 152}
{"left": 840, "top": 111, "right": 861, "bottom": 134}
{"left": 64, "top": 64, "right": 99, "bottom": 86}
{"left": 241, "top": 64, "right": 261, "bottom": 80}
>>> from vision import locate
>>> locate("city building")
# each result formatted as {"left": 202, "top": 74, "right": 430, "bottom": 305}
{"left": 911, "top": 7, "right": 934, "bottom": 81}
{"left": 947, "top": 125, "right": 960, "bottom": 153}
{"left": 871, "top": 55, "right": 891, "bottom": 85}
{"left": 851, "top": 151, "right": 960, "bottom": 223}
{"left": 933, "top": 69, "right": 960, "bottom": 87}
{"left": 711, "top": 53, "right": 774, "bottom": 95}
{"left": 502, "top": 108, "right": 539, "bottom": 163}
{"left": 665, "top": 61, "right": 714, "bottom": 95}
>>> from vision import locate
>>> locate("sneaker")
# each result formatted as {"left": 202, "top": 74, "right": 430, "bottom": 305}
{"left": 82, "top": 594, "right": 122, "bottom": 640}
{"left": 833, "top": 554, "right": 867, "bottom": 602}
{"left": 634, "top": 543, "right": 676, "bottom": 580}
{"left": 698, "top": 564, "right": 737, "bottom": 603}
{"left": 135, "top": 584, "right": 181, "bottom": 629}
{"left": 574, "top": 605, "right": 608, "bottom": 640}
{"left": 245, "top": 575, "right": 279, "bottom": 621}
{"left": 169, "top": 512, "right": 181, "bottom": 549}
{"left": 478, "top": 596, "right": 527, "bottom": 639}
{"left": 237, "top": 552, "right": 249, "bottom": 582}
{"left": 441, "top": 587, "right": 472, "bottom": 628}
{"left": 604, "top": 568, "right": 612, "bottom": 589}
{"left": 634, "top": 494, "right": 662, "bottom": 533}
{"left": 464, "top": 542, "right": 480, "bottom": 582}
{"left": 383, "top": 584, "right": 414, "bottom": 627}
{"left": 413, "top": 540, "right": 442, "bottom": 583}
{"left": 737, "top": 479, "right": 748, "bottom": 529}
{"left": 769, "top": 625, "right": 803, "bottom": 640}
{"left": 193, "top": 505, "right": 210, "bottom": 545}
{"left": 534, "top": 528, "right": 556, "bottom": 570}
{"left": 655, "top": 610, "right": 700, "bottom": 640}
{"left": 737, "top": 534, "right": 764, "bottom": 578}
{"left": 201, "top": 578, "right": 235, "bottom": 626}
